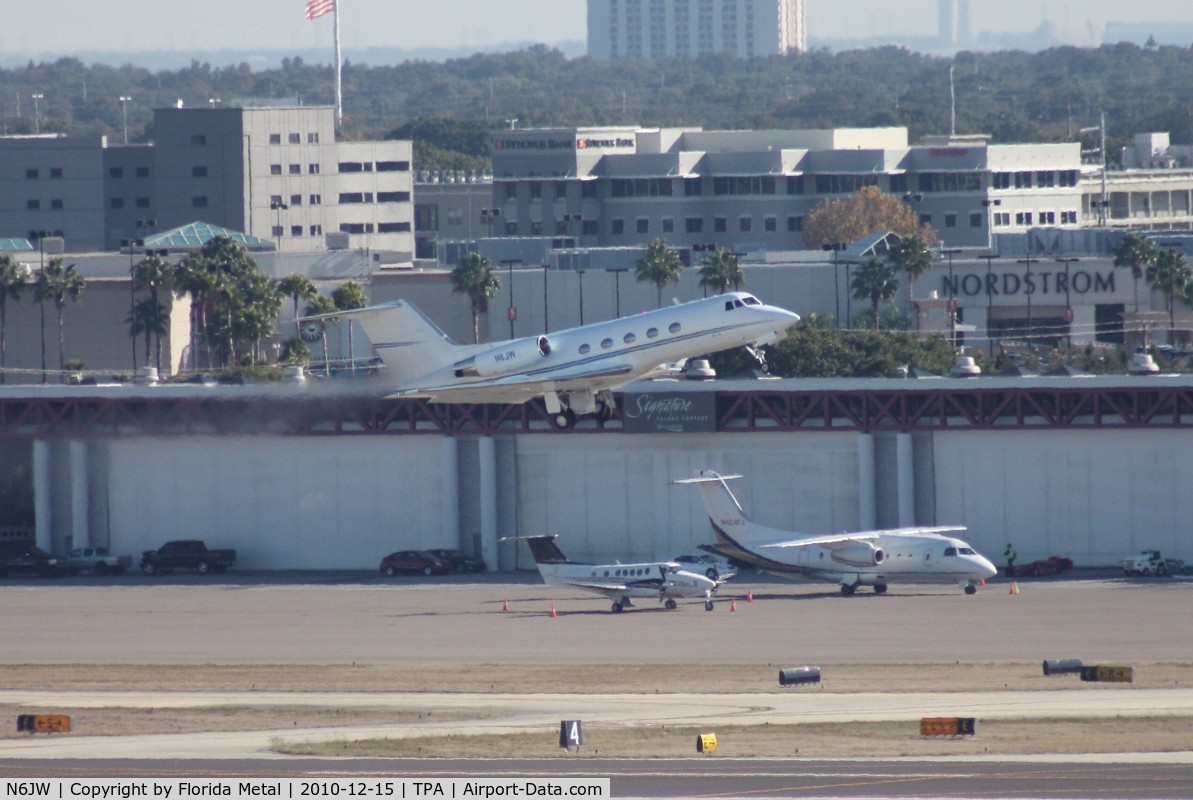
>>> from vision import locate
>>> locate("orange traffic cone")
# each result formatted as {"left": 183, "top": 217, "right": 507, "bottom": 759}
{"left": 730, "top": 598, "right": 737, "bottom": 612}
{"left": 550, "top": 603, "right": 558, "bottom": 617}
{"left": 746, "top": 589, "right": 754, "bottom": 602}
{"left": 501, "top": 598, "right": 510, "bottom": 612}
{"left": 1008, "top": 582, "right": 1019, "bottom": 595}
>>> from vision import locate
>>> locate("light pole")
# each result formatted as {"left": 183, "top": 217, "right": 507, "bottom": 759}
{"left": 609, "top": 268, "right": 628, "bottom": 317}
{"left": 31, "top": 93, "right": 43, "bottom": 134}
{"left": 33, "top": 230, "right": 49, "bottom": 383}
{"left": 941, "top": 248, "right": 962, "bottom": 348}
{"left": 542, "top": 264, "right": 550, "bottom": 333}
{"left": 823, "top": 243, "right": 846, "bottom": 328}
{"left": 982, "top": 253, "right": 999, "bottom": 356}
{"left": 576, "top": 269, "right": 586, "bottom": 325}
{"left": 1017, "top": 257, "right": 1039, "bottom": 347}
{"left": 270, "top": 200, "right": 288, "bottom": 249}
{"left": 118, "top": 96, "right": 131, "bottom": 144}
{"left": 500, "top": 259, "right": 521, "bottom": 337}
{"left": 1056, "top": 257, "right": 1079, "bottom": 350}
{"left": 124, "top": 218, "right": 155, "bottom": 371}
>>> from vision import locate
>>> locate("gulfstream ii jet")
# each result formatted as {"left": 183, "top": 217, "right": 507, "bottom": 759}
{"left": 301, "top": 292, "right": 798, "bottom": 427}
{"left": 501, "top": 535, "right": 720, "bottom": 613}
{"left": 675, "top": 470, "right": 998, "bottom": 596}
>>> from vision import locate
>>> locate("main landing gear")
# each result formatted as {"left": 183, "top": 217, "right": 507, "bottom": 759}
{"left": 546, "top": 391, "right": 615, "bottom": 429}
{"left": 964, "top": 583, "right": 978, "bottom": 595}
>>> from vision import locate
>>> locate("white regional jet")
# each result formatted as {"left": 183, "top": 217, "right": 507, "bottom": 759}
{"left": 501, "top": 535, "right": 720, "bottom": 613}
{"left": 675, "top": 470, "right": 998, "bottom": 596}
{"left": 303, "top": 292, "right": 799, "bottom": 427}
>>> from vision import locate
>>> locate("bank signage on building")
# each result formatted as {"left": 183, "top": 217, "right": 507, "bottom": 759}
{"left": 492, "top": 135, "right": 636, "bottom": 154}
{"left": 622, "top": 392, "right": 716, "bottom": 433}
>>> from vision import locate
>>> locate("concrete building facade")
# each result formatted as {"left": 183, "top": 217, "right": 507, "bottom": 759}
{"left": 489, "top": 126, "right": 1083, "bottom": 253}
{"left": 587, "top": 0, "right": 806, "bottom": 60}
{"left": 0, "top": 105, "right": 414, "bottom": 261}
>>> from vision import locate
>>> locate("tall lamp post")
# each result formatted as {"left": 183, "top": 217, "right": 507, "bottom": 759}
{"left": 33, "top": 230, "right": 49, "bottom": 382}
{"left": 123, "top": 218, "right": 156, "bottom": 371}
{"left": 941, "top": 248, "right": 962, "bottom": 348}
{"left": 499, "top": 259, "right": 521, "bottom": 337}
{"left": 542, "top": 264, "right": 550, "bottom": 333}
{"left": 31, "top": 93, "right": 43, "bottom": 134}
{"left": 982, "top": 253, "right": 1000, "bottom": 356}
{"left": 1056, "top": 257, "right": 1079, "bottom": 350}
{"left": 1017, "top": 257, "right": 1040, "bottom": 347}
{"left": 270, "top": 199, "right": 288, "bottom": 249}
{"left": 822, "top": 243, "right": 847, "bottom": 328}
{"left": 609, "top": 267, "right": 628, "bottom": 318}
{"left": 576, "top": 269, "right": 586, "bottom": 325}
{"left": 118, "top": 95, "right": 131, "bottom": 144}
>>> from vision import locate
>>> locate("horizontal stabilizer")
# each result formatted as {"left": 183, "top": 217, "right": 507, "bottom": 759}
{"left": 672, "top": 474, "right": 743, "bottom": 485}
{"left": 498, "top": 535, "right": 571, "bottom": 564}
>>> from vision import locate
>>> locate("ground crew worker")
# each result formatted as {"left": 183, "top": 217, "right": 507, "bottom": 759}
{"left": 1004, "top": 543, "right": 1017, "bottom": 576}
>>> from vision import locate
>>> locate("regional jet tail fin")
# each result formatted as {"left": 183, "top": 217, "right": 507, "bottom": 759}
{"left": 300, "top": 300, "right": 464, "bottom": 386}
{"left": 498, "top": 535, "right": 572, "bottom": 565}
{"left": 673, "top": 470, "right": 751, "bottom": 530}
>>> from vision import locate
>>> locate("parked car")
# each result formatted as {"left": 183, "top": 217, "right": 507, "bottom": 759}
{"left": 140, "top": 540, "right": 237, "bottom": 575}
{"left": 60, "top": 546, "right": 133, "bottom": 576}
{"left": 425, "top": 548, "right": 486, "bottom": 573}
{"left": 380, "top": 550, "right": 452, "bottom": 577}
{"left": 0, "top": 544, "right": 63, "bottom": 578}
{"left": 672, "top": 553, "right": 737, "bottom": 581}
{"left": 1016, "top": 555, "right": 1073, "bottom": 577}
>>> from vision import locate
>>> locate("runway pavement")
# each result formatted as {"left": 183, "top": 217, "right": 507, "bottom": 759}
{"left": 1, "top": 574, "right": 1192, "bottom": 797}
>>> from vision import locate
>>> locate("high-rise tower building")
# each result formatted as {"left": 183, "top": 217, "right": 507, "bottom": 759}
{"left": 587, "top": 0, "right": 806, "bottom": 61}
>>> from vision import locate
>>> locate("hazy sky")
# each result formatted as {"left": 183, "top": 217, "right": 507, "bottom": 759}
{"left": 3, "top": 0, "right": 1193, "bottom": 56}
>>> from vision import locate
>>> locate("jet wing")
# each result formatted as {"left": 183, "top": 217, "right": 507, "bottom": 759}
{"left": 759, "top": 526, "right": 966, "bottom": 549}
{"left": 385, "top": 362, "right": 639, "bottom": 402}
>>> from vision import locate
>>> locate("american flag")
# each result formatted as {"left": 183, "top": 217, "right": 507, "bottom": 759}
{"left": 305, "top": 0, "right": 334, "bottom": 21}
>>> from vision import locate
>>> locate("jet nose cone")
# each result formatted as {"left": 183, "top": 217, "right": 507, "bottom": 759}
{"left": 976, "top": 557, "right": 998, "bottom": 579}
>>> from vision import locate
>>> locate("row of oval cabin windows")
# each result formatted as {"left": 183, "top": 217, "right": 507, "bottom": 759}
{"left": 577, "top": 322, "right": 683, "bottom": 355}
{"left": 592, "top": 567, "right": 653, "bottom": 578}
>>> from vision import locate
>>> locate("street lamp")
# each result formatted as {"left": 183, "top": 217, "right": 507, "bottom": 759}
{"left": 822, "top": 243, "right": 847, "bottom": 328}
{"left": 542, "top": 264, "right": 550, "bottom": 333}
{"left": 576, "top": 269, "right": 586, "bottom": 325}
{"left": 941, "top": 248, "right": 962, "bottom": 348}
{"left": 124, "top": 218, "right": 156, "bottom": 371}
{"left": 118, "top": 96, "right": 131, "bottom": 144}
{"left": 1017, "top": 257, "right": 1040, "bottom": 347}
{"left": 1056, "top": 257, "right": 1080, "bottom": 350}
{"left": 499, "top": 259, "right": 521, "bottom": 337}
{"left": 31, "top": 93, "right": 43, "bottom": 134}
{"left": 270, "top": 200, "right": 288, "bottom": 249}
{"left": 609, "top": 268, "right": 628, "bottom": 318}
{"left": 982, "top": 253, "right": 1000, "bottom": 356}
{"left": 31, "top": 230, "right": 50, "bottom": 383}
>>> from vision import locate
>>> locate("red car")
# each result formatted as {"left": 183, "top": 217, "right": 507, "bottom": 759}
{"left": 379, "top": 550, "right": 451, "bottom": 577}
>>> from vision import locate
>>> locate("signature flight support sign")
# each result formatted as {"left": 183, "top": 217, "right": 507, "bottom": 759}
{"left": 622, "top": 392, "right": 716, "bottom": 433}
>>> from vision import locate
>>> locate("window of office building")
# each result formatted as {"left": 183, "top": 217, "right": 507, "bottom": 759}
{"left": 684, "top": 177, "right": 703, "bottom": 196}
{"left": 109, "top": 167, "right": 124, "bottom": 179}
{"left": 714, "top": 217, "right": 727, "bottom": 233}
{"left": 992, "top": 172, "right": 1012, "bottom": 190}
{"left": 503, "top": 183, "right": 517, "bottom": 200}
{"left": 288, "top": 133, "right": 301, "bottom": 144}
{"left": 50, "top": 167, "right": 63, "bottom": 178}
{"left": 136, "top": 197, "right": 150, "bottom": 208}
{"left": 339, "top": 161, "right": 373, "bottom": 173}
{"left": 970, "top": 212, "right": 982, "bottom": 228}
{"left": 611, "top": 219, "right": 625, "bottom": 235}
{"left": 192, "top": 166, "right": 207, "bottom": 177}
{"left": 26, "top": 199, "right": 39, "bottom": 209}
{"left": 662, "top": 217, "right": 674, "bottom": 233}
{"left": 919, "top": 213, "right": 932, "bottom": 226}
{"left": 309, "top": 194, "right": 321, "bottom": 205}
{"left": 787, "top": 215, "right": 803, "bottom": 231}
{"left": 291, "top": 225, "right": 303, "bottom": 237}
{"left": 581, "top": 182, "right": 599, "bottom": 199}
{"left": 945, "top": 213, "right": 957, "bottom": 228}
{"left": 269, "top": 134, "right": 281, "bottom": 144}
{"left": 289, "top": 164, "right": 301, "bottom": 175}
{"left": 889, "top": 174, "right": 908, "bottom": 194}
{"left": 110, "top": 198, "right": 124, "bottom": 209}
{"left": 530, "top": 182, "right": 542, "bottom": 200}
{"left": 290, "top": 194, "right": 302, "bottom": 206}
{"left": 1036, "top": 171, "right": 1055, "bottom": 188}
{"left": 339, "top": 192, "right": 374, "bottom": 204}
{"left": 713, "top": 176, "right": 777, "bottom": 196}
{"left": 1061, "top": 210, "right": 1077, "bottom": 224}
{"left": 270, "top": 164, "right": 282, "bottom": 175}
{"left": 554, "top": 181, "right": 568, "bottom": 199}
{"left": 739, "top": 216, "right": 752, "bottom": 232}
{"left": 582, "top": 220, "right": 599, "bottom": 235}
{"left": 308, "top": 133, "right": 320, "bottom": 144}
{"left": 309, "top": 163, "right": 320, "bottom": 174}
{"left": 191, "top": 135, "right": 207, "bottom": 146}
{"left": 193, "top": 196, "right": 208, "bottom": 207}
{"left": 310, "top": 224, "right": 323, "bottom": 236}
{"left": 993, "top": 212, "right": 1010, "bottom": 226}
{"left": 610, "top": 178, "right": 674, "bottom": 198}
{"left": 786, "top": 175, "right": 805, "bottom": 195}
{"left": 505, "top": 222, "right": 518, "bottom": 235}
{"left": 764, "top": 215, "right": 777, "bottom": 232}
{"left": 685, "top": 217, "right": 703, "bottom": 233}
{"left": 1039, "top": 210, "right": 1055, "bottom": 224}
{"left": 816, "top": 174, "right": 879, "bottom": 194}
{"left": 26, "top": 169, "right": 39, "bottom": 179}
{"left": 273, "top": 225, "right": 284, "bottom": 237}
{"left": 136, "top": 166, "right": 150, "bottom": 178}
{"left": 1015, "top": 211, "right": 1033, "bottom": 225}
{"left": 1014, "top": 171, "right": 1033, "bottom": 189}
{"left": 530, "top": 221, "right": 543, "bottom": 235}
{"left": 270, "top": 194, "right": 283, "bottom": 206}
{"left": 918, "top": 172, "right": 981, "bottom": 193}
{"left": 375, "top": 161, "right": 409, "bottom": 172}
{"left": 1058, "top": 170, "right": 1079, "bottom": 187}
{"left": 378, "top": 222, "right": 412, "bottom": 233}
{"left": 637, "top": 218, "right": 649, "bottom": 234}
{"left": 50, "top": 199, "right": 63, "bottom": 209}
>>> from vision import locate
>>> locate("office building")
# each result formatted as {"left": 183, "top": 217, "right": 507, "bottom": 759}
{"left": 587, "top": 0, "right": 806, "bottom": 61}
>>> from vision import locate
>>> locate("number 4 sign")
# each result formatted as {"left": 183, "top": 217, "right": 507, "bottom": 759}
{"left": 559, "top": 719, "right": 584, "bottom": 750}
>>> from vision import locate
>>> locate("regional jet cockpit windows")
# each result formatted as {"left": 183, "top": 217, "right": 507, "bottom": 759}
{"left": 944, "top": 547, "right": 958, "bottom": 556}
{"left": 742, "top": 295, "right": 761, "bottom": 305}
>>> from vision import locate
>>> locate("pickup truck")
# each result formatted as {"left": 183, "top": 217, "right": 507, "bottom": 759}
{"left": 1123, "top": 549, "right": 1185, "bottom": 577}
{"left": 140, "top": 540, "right": 237, "bottom": 575}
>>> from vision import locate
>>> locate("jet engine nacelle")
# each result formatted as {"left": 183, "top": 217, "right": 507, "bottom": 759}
{"left": 453, "top": 336, "right": 552, "bottom": 378}
{"left": 829, "top": 543, "right": 886, "bottom": 567}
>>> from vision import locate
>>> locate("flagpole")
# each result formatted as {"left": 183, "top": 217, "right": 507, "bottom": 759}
{"left": 333, "top": 0, "right": 343, "bottom": 129}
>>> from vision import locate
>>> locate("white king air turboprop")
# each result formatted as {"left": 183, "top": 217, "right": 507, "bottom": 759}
{"left": 301, "top": 292, "right": 799, "bottom": 427}
{"left": 501, "top": 535, "right": 720, "bottom": 613}
{"left": 675, "top": 470, "right": 998, "bottom": 596}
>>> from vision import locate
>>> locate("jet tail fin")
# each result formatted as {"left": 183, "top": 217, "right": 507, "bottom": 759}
{"left": 498, "top": 535, "right": 572, "bottom": 564}
{"left": 673, "top": 470, "right": 752, "bottom": 529}
{"left": 300, "top": 300, "right": 464, "bottom": 386}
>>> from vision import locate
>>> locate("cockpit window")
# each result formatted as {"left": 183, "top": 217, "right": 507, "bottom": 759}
{"left": 959, "top": 547, "right": 975, "bottom": 555}
{"left": 944, "top": 547, "right": 958, "bottom": 556}
{"left": 734, "top": 299, "right": 744, "bottom": 308}
{"left": 725, "top": 301, "right": 734, "bottom": 311}
{"left": 742, "top": 296, "right": 761, "bottom": 305}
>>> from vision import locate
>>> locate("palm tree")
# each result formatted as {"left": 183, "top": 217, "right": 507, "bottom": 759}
{"left": 0, "top": 256, "right": 26, "bottom": 385}
{"left": 126, "top": 297, "right": 167, "bottom": 367}
{"left": 1146, "top": 247, "right": 1192, "bottom": 345}
{"left": 277, "top": 272, "right": 317, "bottom": 339}
{"left": 888, "top": 233, "right": 933, "bottom": 307}
{"left": 332, "top": 280, "right": 368, "bottom": 373}
{"left": 174, "top": 252, "right": 216, "bottom": 371}
{"left": 451, "top": 252, "right": 500, "bottom": 343}
{"left": 38, "top": 258, "right": 86, "bottom": 378}
{"left": 635, "top": 237, "right": 684, "bottom": 307}
{"left": 850, "top": 258, "right": 900, "bottom": 330}
{"left": 132, "top": 254, "right": 172, "bottom": 371}
{"left": 304, "top": 294, "right": 337, "bottom": 375}
{"left": 1111, "top": 232, "right": 1156, "bottom": 314}
{"left": 697, "top": 248, "right": 744, "bottom": 295}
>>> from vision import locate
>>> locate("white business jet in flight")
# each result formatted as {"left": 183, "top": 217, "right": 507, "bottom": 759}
{"left": 501, "top": 535, "right": 720, "bottom": 613}
{"left": 302, "top": 292, "right": 798, "bottom": 427}
{"left": 675, "top": 470, "right": 998, "bottom": 595}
